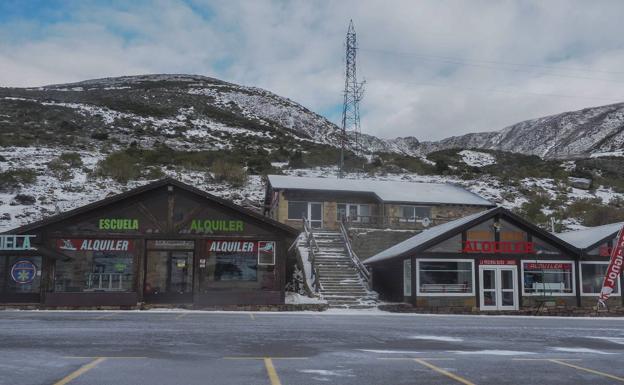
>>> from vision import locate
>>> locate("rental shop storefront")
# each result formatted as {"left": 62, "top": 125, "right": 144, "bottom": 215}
{"left": 364, "top": 207, "right": 604, "bottom": 311}
{"left": 0, "top": 178, "right": 297, "bottom": 308}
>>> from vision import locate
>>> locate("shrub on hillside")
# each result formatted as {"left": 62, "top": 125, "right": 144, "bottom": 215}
{"left": 48, "top": 152, "right": 84, "bottom": 181}
{"left": 94, "top": 152, "right": 141, "bottom": 183}
{"left": 210, "top": 159, "right": 247, "bottom": 187}
{"left": 0, "top": 169, "right": 37, "bottom": 191}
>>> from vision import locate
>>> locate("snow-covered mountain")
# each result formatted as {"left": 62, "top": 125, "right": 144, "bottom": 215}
{"left": 0, "top": 74, "right": 416, "bottom": 156}
{"left": 418, "top": 103, "right": 624, "bottom": 159}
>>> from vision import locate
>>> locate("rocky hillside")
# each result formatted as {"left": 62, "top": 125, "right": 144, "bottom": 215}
{"left": 2, "top": 74, "right": 624, "bottom": 232}
{"left": 418, "top": 102, "right": 624, "bottom": 159}
{"left": 0, "top": 74, "right": 416, "bottom": 156}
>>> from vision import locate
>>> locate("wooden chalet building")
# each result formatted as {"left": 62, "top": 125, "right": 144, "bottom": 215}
{"left": 363, "top": 207, "right": 624, "bottom": 311}
{"left": 557, "top": 222, "right": 623, "bottom": 308}
{"left": 0, "top": 178, "right": 298, "bottom": 308}
{"left": 264, "top": 175, "right": 495, "bottom": 231}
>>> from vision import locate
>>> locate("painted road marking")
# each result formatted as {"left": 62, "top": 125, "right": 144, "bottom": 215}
{"left": 223, "top": 357, "right": 308, "bottom": 385}
{"left": 175, "top": 313, "right": 188, "bottom": 320}
{"left": 512, "top": 358, "right": 582, "bottom": 361}
{"left": 413, "top": 358, "right": 476, "bottom": 385}
{"left": 264, "top": 358, "right": 281, "bottom": 385}
{"left": 548, "top": 359, "right": 624, "bottom": 382}
{"left": 53, "top": 357, "right": 106, "bottom": 385}
{"left": 250, "top": 313, "right": 255, "bottom": 320}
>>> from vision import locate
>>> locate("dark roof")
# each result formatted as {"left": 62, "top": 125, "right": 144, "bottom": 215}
{"left": 364, "top": 206, "right": 579, "bottom": 265}
{"left": 7, "top": 178, "right": 299, "bottom": 237}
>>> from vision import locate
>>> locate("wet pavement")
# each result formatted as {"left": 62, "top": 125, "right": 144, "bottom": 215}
{"left": 1, "top": 310, "right": 624, "bottom": 384}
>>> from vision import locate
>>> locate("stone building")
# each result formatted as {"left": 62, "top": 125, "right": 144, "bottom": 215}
{"left": 263, "top": 175, "right": 495, "bottom": 231}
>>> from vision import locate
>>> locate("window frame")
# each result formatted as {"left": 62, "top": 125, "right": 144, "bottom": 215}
{"left": 287, "top": 201, "right": 309, "bottom": 221}
{"left": 336, "top": 203, "right": 371, "bottom": 223}
{"left": 416, "top": 258, "right": 475, "bottom": 297}
{"left": 399, "top": 205, "right": 432, "bottom": 223}
{"left": 403, "top": 259, "right": 412, "bottom": 296}
{"left": 520, "top": 259, "right": 576, "bottom": 296}
{"left": 579, "top": 261, "right": 621, "bottom": 297}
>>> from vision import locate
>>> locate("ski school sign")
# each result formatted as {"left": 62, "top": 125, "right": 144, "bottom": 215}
{"left": 599, "top": 225, "right": 624, "bottom": 305}
{"left": 0, "top": 235, "right": 36, "bottom": 250}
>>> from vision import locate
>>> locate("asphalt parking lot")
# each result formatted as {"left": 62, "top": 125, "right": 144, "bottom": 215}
{"left": 0, "top": 310, "right": 623, "bottom": 385}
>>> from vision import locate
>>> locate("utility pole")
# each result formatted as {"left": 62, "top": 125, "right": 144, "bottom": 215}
{"left": 339, "top": 20, "right": 365, "bottom": 178}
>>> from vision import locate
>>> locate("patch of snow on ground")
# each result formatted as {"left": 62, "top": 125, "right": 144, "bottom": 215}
{"left": 459, "top": 150, "right": 496, "bottom": 167}
{"left": 552, "top": 347, "right": 615, "bottom": 355}
{"left": 590, "top": 150, "right": 624, "bottom": 158}
{"left": 409, "top": 335, "right": 463, "bottom": 342}
{"left": 285, "top": 292, "right": 326, "bottom": 305}
{"left": 588, "top": 336, "right": 624, "bottom": 345}
{"left": 449, "top": 350, "right": 535, "bottom": 356}
{"left": 359, "top": 349, "right": 422, "bottom": 354}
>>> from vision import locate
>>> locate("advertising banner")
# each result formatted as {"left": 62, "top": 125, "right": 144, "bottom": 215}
{"left": 599, "top": 226, "right": 624, "bottom": 306}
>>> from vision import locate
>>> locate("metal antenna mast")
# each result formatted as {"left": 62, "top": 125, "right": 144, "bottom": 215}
{"left": 339, "top": 19, "right": 365, "bottom": 178}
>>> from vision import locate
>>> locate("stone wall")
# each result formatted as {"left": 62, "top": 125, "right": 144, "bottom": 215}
{"left": 349, "top": 228, "right": 421, "bottom": 260}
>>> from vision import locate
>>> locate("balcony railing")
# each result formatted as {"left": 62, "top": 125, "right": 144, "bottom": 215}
{"left": 341, "top": 215, "right": 433, "bottom": 229}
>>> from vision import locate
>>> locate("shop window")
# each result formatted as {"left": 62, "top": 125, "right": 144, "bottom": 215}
{"left": 425, "top": 234, "right": 462, "bottom": 253}
{"left": 1, "top": 256, "right": 42, "bottom": 294}
{"left": 531, "top": 236, "right": 562, "bottom": 256}
{"left": 417, "top": 259, "right": 474, "bottom": 296}
{"left": 522, "top": 261, "right": 574, "bottom": 295}
{"left": 204, "top": 240, "right": 258, "bottom": 282}
{"left": 54, "top": 239, "right": 135, "bottom": 292}
{"left": 466, "top": 219, "right": 496, "bottom": 242}
{"left": 580, "top": 262, "right": 620, "bottom": 296}
{"left": 287, "top": 201, "right": 308, "bottom": 220}
{"left": 404, "top": 259, "right": 412, "bottom": 296}
{"left": 337, "top": 204, "right": 371, "bottom": 223}
{"left": 399, "top": 206, "right": 431, "bottom": 222}
{"left": 587, "top": 242, "right": 612, "bottom": 257}
{"left": 498, "top": 220, "right": 528, "bottom": 242}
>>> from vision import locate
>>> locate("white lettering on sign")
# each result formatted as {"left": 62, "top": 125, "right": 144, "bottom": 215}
{"left": 79, "top": 239, "right": 130, "bottom": 251}
{"left": 0, "top": 235, "right": 35, "bottom": 250}
{"left": 208, "top": 241, "right": 255, "bottom": 253}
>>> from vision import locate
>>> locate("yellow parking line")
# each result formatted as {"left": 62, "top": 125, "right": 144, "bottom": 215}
{"left": 264, "top": 358, "right": 281, "bottom": 385}
{"left": 413, "top": 358, "right": 476, "bottom": 385}
{"left": 549, "top": 359, "right": 624, "bottom": 383}
{"left": 250, "top": 313, "right": 255, "bottom": 320}
{"left": 53, "top": 357, "right": 106, "bottom": 385}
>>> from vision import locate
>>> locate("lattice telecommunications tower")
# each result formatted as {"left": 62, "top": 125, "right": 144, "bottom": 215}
{"left": 339, "top": 20, "right": 365, "bottom": 178}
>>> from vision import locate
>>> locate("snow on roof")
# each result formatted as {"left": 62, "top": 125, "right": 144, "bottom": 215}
{"left": 556, "top": 222, "right": 624, "bottom": 250}
{"left": 267, "top": 175, "right": 493, "bottom": 206}
{"left": 364, "top": 208, "right": 498, "bottom": 264}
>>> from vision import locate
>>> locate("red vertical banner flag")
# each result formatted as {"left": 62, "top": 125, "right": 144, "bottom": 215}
{"left": 598, "top": 226, "right": 624, "bottom": 306}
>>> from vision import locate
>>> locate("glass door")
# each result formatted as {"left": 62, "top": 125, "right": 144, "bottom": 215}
{"left": 144, "top": 241, "right": 194, "bottom": 303}
{"left": 479, "top": 266, "right": 518, "bottom": 311}
{"left": 309, "top": 203, "right": 323, "bottom": 228}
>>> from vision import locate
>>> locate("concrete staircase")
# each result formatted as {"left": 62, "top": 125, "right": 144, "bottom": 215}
{"left": 312, "top": 230, "right": 378, "bottom": 308}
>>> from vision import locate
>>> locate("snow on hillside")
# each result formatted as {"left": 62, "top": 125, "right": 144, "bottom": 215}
{"left": 1, "top": 146, "right": 623, "bottom": 232}
{"left": 459, "top": 150, "right": 496, "bottom": 167}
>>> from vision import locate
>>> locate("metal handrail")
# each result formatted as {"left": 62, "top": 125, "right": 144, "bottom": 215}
{"left": 339, "top": 218, "right": 371, "bottom": 283}
{"left": 302, "top": 215, "right": 321, "bottom": 292}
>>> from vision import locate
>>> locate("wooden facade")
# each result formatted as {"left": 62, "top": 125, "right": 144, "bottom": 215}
{"left": 0, "top": 179, "right": 298, "bottom": 308}
{"left": 365, "top": 207, "right": 624, "bottom": 311}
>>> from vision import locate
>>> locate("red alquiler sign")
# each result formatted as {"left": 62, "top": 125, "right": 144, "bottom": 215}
{"left": 463, "top": 241, "right": 535, "bottom": 254}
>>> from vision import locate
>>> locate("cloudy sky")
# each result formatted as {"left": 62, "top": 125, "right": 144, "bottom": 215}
{"left": 2, "top": 0, "right": 624, "bottom": 141}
